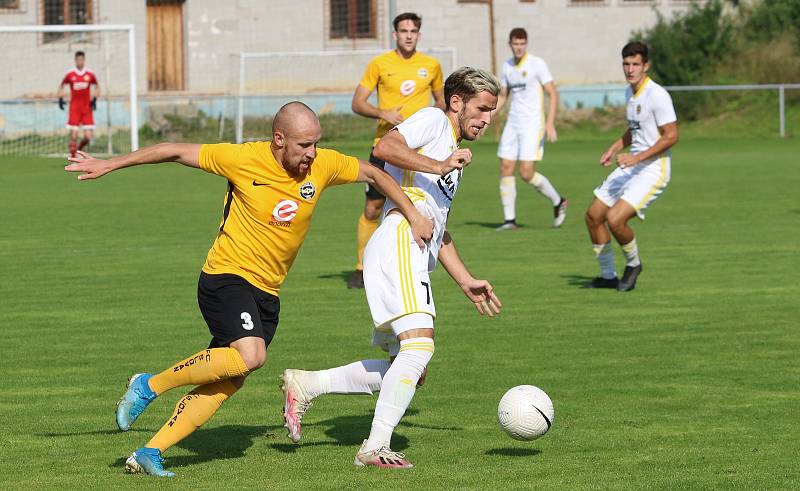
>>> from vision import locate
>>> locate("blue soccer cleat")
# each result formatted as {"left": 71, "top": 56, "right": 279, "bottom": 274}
{"left": 124, "top": 447, "right": 175, "bottom": 478}
{"left": 116, "top": 373, "right": 156, "bottom": 431}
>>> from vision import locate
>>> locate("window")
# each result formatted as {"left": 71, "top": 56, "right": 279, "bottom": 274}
{"left": 330, "top": 0, "right": 376, "bottom": 39}
{"left": 41, "top": 0, "right": 93, "bottom": 42}
{"left": 1, "top": 0, "right": 20, "bottom": 10}
{"left": 569, "top": 0, "right": 609, "bottom": 5}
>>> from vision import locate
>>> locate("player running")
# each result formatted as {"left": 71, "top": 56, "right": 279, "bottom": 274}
{"left": 347, "top": 12, "right": 445, "bottom": 289}
{"left": 495, "top": 28, "right": 567, "bottom": 230}
{"left": 281, "top": 68, "right": 503, "bottom": 468}
{"left": 58, "top": 51, "right": 99, "bottom": 158}
{"left": 64, "top": 102, "right": 436, "bottom": 478}
{"left": 585, "top": 42, "right": 679, "bottom": 292}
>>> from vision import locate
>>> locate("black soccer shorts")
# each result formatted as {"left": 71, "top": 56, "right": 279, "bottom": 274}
{"left": 365, "top": 150, "right": 387, "bottom": 200}
{"left": 197, "top": 272, "right": 280, "bottom": 348}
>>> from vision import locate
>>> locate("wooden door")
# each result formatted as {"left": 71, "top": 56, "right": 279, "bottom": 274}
{"left": 147, "top": 0, "right": 185, "bottom": 91}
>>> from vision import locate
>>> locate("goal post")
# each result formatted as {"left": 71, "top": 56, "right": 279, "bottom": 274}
{"left": 232, "top": 47, "right": 458, "bottom": 143}
{"left": 0, "top": 24, "right": 138, "bottom": 155}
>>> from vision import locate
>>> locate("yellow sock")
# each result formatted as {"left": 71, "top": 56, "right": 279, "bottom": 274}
{"left": 146, "top": 379, "right": 239, "bottom": 453}
{"left": 148, "top": 348, "right": 249, "bottom": 395}
{"left": 356, "top": 213, "right": 379, "bottom": 270}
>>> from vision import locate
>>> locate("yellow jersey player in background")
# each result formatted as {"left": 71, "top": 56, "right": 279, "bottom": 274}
{"left": 64, "top": 102, "right": 433, "bottom": 478}
{"left": 348, "top": 11, "right": 445, "bottom": 289}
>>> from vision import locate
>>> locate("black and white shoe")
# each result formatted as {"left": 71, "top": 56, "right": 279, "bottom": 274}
{"left": 553, "top": 198, "right": 568, "bottom": 228}
{"left": 617, "top": 264, "right": 642, "bottom": 292}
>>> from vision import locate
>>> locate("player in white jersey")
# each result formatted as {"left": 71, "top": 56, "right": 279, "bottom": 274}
{"left": 495, "top": 28, "right": 567, "bottom": 230}
{"left": 585, "top": 42, "right": 679, "bottom": 292}
{"left": 279, "top": 68, "right": 503, "bottom": 468}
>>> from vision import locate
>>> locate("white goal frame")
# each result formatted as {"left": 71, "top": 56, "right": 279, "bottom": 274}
{"left": 0, "top": 24, "right": 139, "bottom": 151}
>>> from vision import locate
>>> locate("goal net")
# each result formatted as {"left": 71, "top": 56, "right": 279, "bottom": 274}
{"left": 0, "top": 24, "right": 138, "bottom": 156}
{"left": 231, "top": 48, "right": 457, "bottom": 143}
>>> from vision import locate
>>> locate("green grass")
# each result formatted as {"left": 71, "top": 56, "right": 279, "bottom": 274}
{"left": 1, "top": 136, "right": 798, "bottom": 489}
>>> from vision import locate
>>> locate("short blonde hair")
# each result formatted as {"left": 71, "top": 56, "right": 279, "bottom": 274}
{"left": 444, "top": 67, "right": 500, "bottom": 110}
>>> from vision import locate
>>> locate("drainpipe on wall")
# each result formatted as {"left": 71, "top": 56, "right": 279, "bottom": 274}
{"left": 488, "top": 0, "right": 496, "bottom": 74}
{"left": 388, "top": 0, "right": 396, "bottom": 49}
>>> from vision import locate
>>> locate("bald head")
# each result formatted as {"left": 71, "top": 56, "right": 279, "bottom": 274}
{"left": 272, "top": 101, "right": 320, "bottom": 136}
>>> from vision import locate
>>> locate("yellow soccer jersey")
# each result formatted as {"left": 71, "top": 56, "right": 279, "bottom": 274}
{"left": 359, "top": 50, "right": 444, "bottom": 145}
{"left": 199, "top": 142, "right": 359, "bottom": 295}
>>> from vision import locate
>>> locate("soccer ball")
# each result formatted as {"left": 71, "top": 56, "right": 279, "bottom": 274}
{"left": 497, "top": 385, "right": 554, "bottom": 441}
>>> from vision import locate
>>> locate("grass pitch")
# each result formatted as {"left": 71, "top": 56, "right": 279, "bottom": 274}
{"left": 1, "top": 136, "right": 798, "bottom": 489}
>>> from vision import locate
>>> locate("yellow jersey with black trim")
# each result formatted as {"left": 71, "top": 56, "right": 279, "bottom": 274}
{"left": 198, "top": 142, "right": 359, "bottom": 296}
{"left": 359, "top": 50, "right": 444, "bottom": 145}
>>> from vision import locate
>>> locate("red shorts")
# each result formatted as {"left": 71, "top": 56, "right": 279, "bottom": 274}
{"left": 67, "top": 104, "right": 94, "bottom": 129}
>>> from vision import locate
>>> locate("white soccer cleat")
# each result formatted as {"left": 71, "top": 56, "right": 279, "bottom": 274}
{"left": 495, "top": 221, "right": 519, "bottom": 231}
{"left": 280, "top": 369, "right": 313, "bottom": 443}
{"left": 553, "top": 198, "right": 568, "bottom": 228}
{"left": 354, "top": 440, "right": 413, "bottom": 469}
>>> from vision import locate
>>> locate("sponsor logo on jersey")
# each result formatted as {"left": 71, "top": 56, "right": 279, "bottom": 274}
{"left": 299, "top": 182, "right": 316, "bottom": 200}
{"left": 436, "top": 170, "right": 460, "bottom": 202}
{"left": 417, "top": 68, "right": 428, "bottom": 78}
{"left": 508, "top": 82, "right": 526, "bottom": 91}
{"left": 270, "top": 199, "right": 299, "bottom": 226}
{"left": 400, "top": 79, "right": 416, "bottom": 96}
{"left": 627, "top": 119, "right": 641, "bottom": 130}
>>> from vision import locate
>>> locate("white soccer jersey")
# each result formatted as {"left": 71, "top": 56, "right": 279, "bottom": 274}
{"left": 383, "top": 107, "right": 460, "bottom": 270}
{"left": 501, "top": 54, "right": 553, "bottom": 128}
{"left": 626, "top": 77, "right": 677, "bottom": 160}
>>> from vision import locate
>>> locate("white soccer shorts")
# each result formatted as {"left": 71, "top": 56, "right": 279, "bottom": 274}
{"left": 497, "top": 124, "right": 545, "bottom": 162}
{"left": 363, "top": 213, "right": 436, "bottom": 353}
{"left": 594, "top": 155, "right": 671, "bottom": 219}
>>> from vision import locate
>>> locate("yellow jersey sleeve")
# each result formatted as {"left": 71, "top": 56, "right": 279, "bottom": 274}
{"left": 316, "top": 148, "right": 360, "bottom": 187}
{"left": 198, "top": 143, "right": 247, "bottom": 180}
{"left": 359, "top": 58, "right": 381, "bottom": 91}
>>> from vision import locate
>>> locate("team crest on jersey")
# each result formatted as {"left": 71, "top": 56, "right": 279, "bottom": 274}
{"left": 400, "top": 80, "right": 416, "bottom": 96}
{"left": 270, "top": 199, "right": 299, "bottom": 226}
{"left": 417, "top": 68, "right": 428, "bottom": 78}
{"left": 299, "top": 182, "right": 316, "bottom": 200}
{"left": 522, "top": 70, "right": 528, "bottom": 78}
{"left": 636, "top": 105, "right": 642, "bottom": 115}
{"left": 84, "top": 75, "right": 90, "bottom": 81}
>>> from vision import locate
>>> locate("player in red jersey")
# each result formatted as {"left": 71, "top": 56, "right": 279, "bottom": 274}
{"left": 58, "top": 51, "right": 99, "bottom": 157}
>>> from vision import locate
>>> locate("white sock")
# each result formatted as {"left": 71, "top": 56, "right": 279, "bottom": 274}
{"left": 592, "top": 242, "right": 616, "bottom": 279}
{"left": 309, "top": 360, "right": 390, "bottom": 398}
{"left": 527, "top": 172, "right": 561, "bottom": 206}
{"left": 364, "top": 337, "right": 434, "bottom": 451}
{"left": 499, "top": 176, "right": 516, "bottom": 222}
{"left": 621, "top": 239, "right": 641, "bottom": 267}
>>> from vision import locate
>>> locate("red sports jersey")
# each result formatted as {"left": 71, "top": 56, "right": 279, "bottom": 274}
{"left": 62, "top": 68, "right": 98, "bottom": 108}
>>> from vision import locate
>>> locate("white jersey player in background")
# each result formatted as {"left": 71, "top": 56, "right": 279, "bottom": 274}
{"left": 279, "top": 67, "right": 503, "bottom": 468}
{"left": 585, "top": 41, "right": 679, "bottom": 292}
{"left": 495, "top": 28, "right": 567, "bottom": 230}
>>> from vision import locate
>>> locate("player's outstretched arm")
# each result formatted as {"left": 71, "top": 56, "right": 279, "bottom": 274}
{"left": 600, "top": 129, "right": 633, "bottom": 166}
{"left": 438, "top": 231, "right": 502, "bottom": 317}
{"left": 373, "top": 130, "right": 470, "bottom": 176}
{"left": 356, "top": 161, "right": 433, "bottom": 248}
{"left": 616, "top": 122, "right": 678, "bottom": 168}
{"left": 64, "top": 143, "right": 203, "bottom": 180}
{"left": 352, "top": 85, "right": 403, "bottom": 125}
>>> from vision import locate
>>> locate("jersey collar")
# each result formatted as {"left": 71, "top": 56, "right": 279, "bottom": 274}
{"left": 633, "top": 77, "right": 650, "bottom": 98}
{"left": 514, "top": 53, "right": 528, "bottom": 68}
{"left": 447, "top": 114, "right": 459, "bottom": 145}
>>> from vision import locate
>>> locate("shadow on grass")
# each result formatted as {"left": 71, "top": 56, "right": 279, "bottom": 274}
{"left": 560, "top": 273, "right": 599, "bottom": 288}
{"left": 486, "top": 447, "right": 542, "bottom": 457}
{"left": 462, "top": 221, "right": 507, "bottom": 230}
{"left": 317, "top": 270, "right": 354, "bottom": 285}
{"left": 37, "top": 428, "right": 155, "bottom": 437}
{"left": 108, "top": 424, "right": 281, "bottom": 469}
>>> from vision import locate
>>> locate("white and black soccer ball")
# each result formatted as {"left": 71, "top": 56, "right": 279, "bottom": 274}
{"left": 497, "top": 385, "right": 554, "bottom": 441}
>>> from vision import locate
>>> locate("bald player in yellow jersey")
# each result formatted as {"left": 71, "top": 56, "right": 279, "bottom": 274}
{"left": 348, "top": 12, "right": 445, "bottom": 289}
{"left": 64, "top": 102, "right": 435, "bottom": 478}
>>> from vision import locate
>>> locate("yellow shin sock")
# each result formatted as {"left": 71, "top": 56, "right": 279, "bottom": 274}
{"left": 148, "top": 348, "right": 249, "bottom": 395}
{"left": 356, "top": 214, "right": 379, "bottom": 270}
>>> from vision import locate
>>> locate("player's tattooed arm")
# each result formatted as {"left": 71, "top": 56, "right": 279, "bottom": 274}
{"left": 373, "top": 130, "right": 470, "bottom": 176}
{"left": 64, "top": 143, "right": 203, "bottom": 180}
{"left": 438, "top": 231, "right": 502, "bottom": 317}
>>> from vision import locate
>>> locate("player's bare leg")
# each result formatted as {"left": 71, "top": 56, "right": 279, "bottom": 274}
{"left": 349, "top": 195, "right": 384, "bottom": 288}
{"left": 68, "top": 129, "right": 79, "bottom": 157}
{"left": 585, "top": 198, "right": 618, "bottom": 288}
{"left": 606, "top": 201, "right": 642, "bottom": 292}
{"left": 519, "top": 161, "right": 567, "bottom": 228}
{"left": 78, "top": 129, "right": 93, "bottom": 152}
{"left": 497, "top": 158, "right": 519, "bottom": 230}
